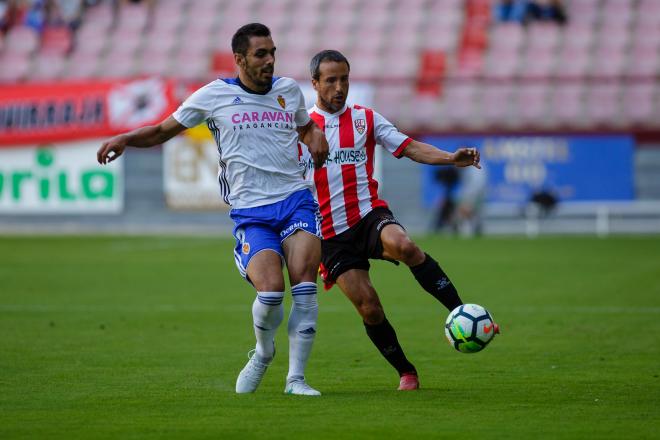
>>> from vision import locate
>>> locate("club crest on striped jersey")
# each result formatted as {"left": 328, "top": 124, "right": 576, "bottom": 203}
{"left": 354, "top": 118, "right": 366, "bottom": 134}
{"left": 277, "top": 95, "right": 286, "bottom": 109}
{"left": 242, "top": 242, "right": 250, "bottom": 254}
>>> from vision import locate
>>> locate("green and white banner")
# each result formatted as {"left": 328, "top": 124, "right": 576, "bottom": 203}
{"left": 0, "top": 140, "right": 123, "bottom": 214}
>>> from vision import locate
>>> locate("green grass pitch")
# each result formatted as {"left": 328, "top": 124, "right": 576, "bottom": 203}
{"left": 1, "top": 235, "right": 659, "bottom": 439}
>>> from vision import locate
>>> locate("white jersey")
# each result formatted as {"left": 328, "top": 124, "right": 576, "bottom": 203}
{"left": 304, "top": 104, "right": 411, "bottom": 238}
{"left": 172, "top": 77, "right": 312, "bottom": 208}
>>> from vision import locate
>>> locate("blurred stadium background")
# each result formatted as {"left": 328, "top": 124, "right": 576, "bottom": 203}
{"left": 1, "top": 0, "right": 659, "bottom": 235}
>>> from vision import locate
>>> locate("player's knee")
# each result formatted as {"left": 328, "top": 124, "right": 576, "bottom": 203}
{"left": 390, "top": 238, "right": 423, "bottom": 264}
{"left": 252, "top": 278, "right": 286, "bottom": 292}
{"left": 288, "top": 262, "right": 319, "bottom": 285}
{"left": 358, "top": 301, "right": 384, "bottom": 325}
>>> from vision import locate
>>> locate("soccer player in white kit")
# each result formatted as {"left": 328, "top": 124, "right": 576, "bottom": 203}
{"left": 97, "top": 24, "right": 329, "bottom": 396}
{"left": 303, "top": 50, "right": 490, "bottom": 391}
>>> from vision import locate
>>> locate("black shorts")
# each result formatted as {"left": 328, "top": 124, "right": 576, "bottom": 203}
{"left": 321, "top": 207, "right": 402, "bottom": 283}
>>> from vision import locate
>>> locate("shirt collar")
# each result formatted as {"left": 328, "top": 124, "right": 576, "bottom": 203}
{"left": 311, "top": 103, "right": 349, "bottom": 117}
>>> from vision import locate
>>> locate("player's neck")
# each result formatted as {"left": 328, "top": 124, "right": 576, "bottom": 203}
{"left": 237, "top": 73, "right": 271, "bottom": 94}
{"left": 315, "top": 100, "right": 346, "bottom": 115}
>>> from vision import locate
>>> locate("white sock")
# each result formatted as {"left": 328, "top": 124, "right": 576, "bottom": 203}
{"left": 287, "top": 282, "right": 318, "bottom": 381}
{"left": 252, "top": 291, "right": 284, "bottom": 363}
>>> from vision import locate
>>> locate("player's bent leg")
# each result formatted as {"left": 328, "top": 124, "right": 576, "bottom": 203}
{"left": 282, "top": 231, "right": 322, "bottom": 396}
{"left": 380, "top": 224, "right": 425, "bottom": 266}
{"left": 380, "top": 224, "right": 463, "bottom": 312}
{"left": 336, "top": 269, "right": 418, "bottom": 388}
{"left": 236, "top": 251, "right": 287, "bottom": 394}
{"left": 336, "top": 268, "right": 385, "bottom": 325}
{"left": 408, "top": 251, "right": 463, "bottom": 312}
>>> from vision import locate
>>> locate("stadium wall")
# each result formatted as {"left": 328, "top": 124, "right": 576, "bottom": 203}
{"left": 1, "top": 80, "right": 659, "bottom": 236}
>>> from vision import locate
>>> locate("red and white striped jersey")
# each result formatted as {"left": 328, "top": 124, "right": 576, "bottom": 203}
{"left": 306, "top": 104, "right": 412, "bottom": 239}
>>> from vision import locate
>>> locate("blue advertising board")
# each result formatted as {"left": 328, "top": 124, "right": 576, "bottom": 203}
{"left": 421, "top": 135, "right": 635, "bottom": 205}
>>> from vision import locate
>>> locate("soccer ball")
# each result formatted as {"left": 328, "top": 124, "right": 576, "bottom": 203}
{"left": 445, "top": 304, "right": 499, "bottom": 353}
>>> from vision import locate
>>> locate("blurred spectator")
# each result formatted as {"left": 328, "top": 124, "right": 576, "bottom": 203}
{"left": 0, "top": 0, "right": 10, "bottom": 32}
{"left": 529, "top": 188, "right": 558, "bottom": 217}
{"left": 527, "top": 0, "right": 567, "bottom": 25}
{"left": 493, "top": 0, "right": 529, "bottom": 24}
{"left": 455, "top": 164, "right": 487, "bottom": 237}
{"left": 50, "top": 0, "right": 83, "bottom": 29}
{"left": 23, "top": 0, "right": 46, "bottom": 32}
{"left": 432, "top": 164, "right": 487, "bottom": 236}
{"left": 432, "top": 166, "right": 460, "bottom": 232}
{"left": 494, "top": 0, "right": 567, "bottom": 25}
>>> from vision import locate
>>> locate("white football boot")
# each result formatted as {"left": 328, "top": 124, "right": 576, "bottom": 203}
{"left": 235, "top": 350, "right": 270, "bottom": 394}
{"left": 284, "top": 377, "right": 321, "bottom": 396}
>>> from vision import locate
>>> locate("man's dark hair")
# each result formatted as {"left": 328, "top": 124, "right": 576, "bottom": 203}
{"left": 310, "top": 50, "right": 350, "bottom": 80}
{"left": 232, "top": 23, "right": 271, "bottom": 55}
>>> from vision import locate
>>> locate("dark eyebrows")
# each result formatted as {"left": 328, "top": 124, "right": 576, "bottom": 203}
{"left": 323, "top": 74, "right": 349, "bottom": 82}
{"left": 254, "top": 47, "right": 276, "bottom": 56}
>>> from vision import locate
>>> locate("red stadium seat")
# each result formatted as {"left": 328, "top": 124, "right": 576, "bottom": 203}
{"left": 625, "top": 48, "right": 660, "bottom": 77}
{"left": 479, "top": 83, "right": 515, "bottom": 127}
{"left": 417, "top": 50, "right": 446, "bottom": 95}
{"left": 622, "top": 82, "right": 657, "bottom": 125}
{"left": 585, "top": 82, "right": 622, "bottom": 126}
{"left": 484, "top": 48, "right": 521, "bottom": 79}
{"left": 439, "top": 82, "right": 479, "bottom": 126}
{"left": 139, "top": 51, "right": 173, "bottom": 77}
{"left": 556, "top": 47, "right": 590, "bottom": 78}
{"left": 550, "top": 82, "right": 586, "bottom": 127}
{"left": 520, "top": 48, "right": 556, "bottom": 78}
{"left": 0, "top": 52, "right": 31, "bottom": 82}
{"left": 40, "top": 27, "right": 73, "bottom": 56}
{"left": 65, "top": 51, "right": 101, "bottom": 79}
{"left": 527, "top": 24, "right": 561, "bottom": 53}
{"left": 514, "top": 83, "right": 551, "bottom": 126}
{"left": 4, "top": 26, "right": 39, "bottom": 56}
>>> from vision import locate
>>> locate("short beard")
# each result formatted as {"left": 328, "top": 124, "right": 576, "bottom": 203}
{"left": 246, "top": 67, "right": 272, "bottom": 90}
{"left": 321, "top": 97, "right": 343, "bottom": 113}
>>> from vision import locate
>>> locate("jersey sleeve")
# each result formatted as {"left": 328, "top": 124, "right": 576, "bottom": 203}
{"left": 172, "top": 82, "right": 216, "bottom": 128}
{"left": 373, "top": 111, "right": 412, "bottom": 158}
{"left": 292, "top": 83, "right": 311, "bottom": 127}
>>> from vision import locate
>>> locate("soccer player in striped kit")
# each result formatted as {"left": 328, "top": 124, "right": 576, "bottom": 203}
{"left": 304, "top": 50, "right": 482, "bottom": 390}
{"left": 97, "top": 24, "right": 329, "bottom": 396}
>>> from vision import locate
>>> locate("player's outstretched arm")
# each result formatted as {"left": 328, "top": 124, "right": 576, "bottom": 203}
{"left": 403, "top": 140, "right": 481, "bottom": 169}
{"left": 297, "top": 121, "right": 329, "bottom": 169}
{"left": 97, "top": 116, "right": 187, "bottom": 164}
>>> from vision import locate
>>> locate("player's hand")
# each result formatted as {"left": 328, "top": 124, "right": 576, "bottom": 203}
{"left": 97, "top": 135, "right": 128, "bottom": 165}
{"left": 452, "top": 147, "right": 481, "bottom": 169}
{"left": 309, "top": 134, "right": 329, "bottom": 169}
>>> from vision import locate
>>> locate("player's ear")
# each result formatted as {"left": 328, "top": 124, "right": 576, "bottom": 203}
{"left": 234, "top": 53, "right": 246, "bottom": 69}
{"left": 312, "top": 79, "right": 319, "bottom": 92}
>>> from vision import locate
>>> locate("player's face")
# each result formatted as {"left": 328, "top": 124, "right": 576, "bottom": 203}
{"left": 313, "top": 60, "right": 349, "bottom": 113}
{"left": 238, "top": 36, "right": 276, "bottom": 89}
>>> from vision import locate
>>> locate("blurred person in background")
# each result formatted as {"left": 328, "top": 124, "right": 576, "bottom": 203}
{"left": 494, "top": 0, "right": 529, "bottom": 24}
{"left": 97, "top": 23, "right": 330, "bottom": 396}
{"left": 454, "top": 164, "right": 488, "bottom": 237}
{"left": 494, "top": 0, "right": 567, "bottom": 25}
{"left": 0, "top": 0, "right": 9, "bottom": 32}
{"left": 50, "top": 0, "right": 83, "bottom": 29}
{"left": 22, "top": 0, "right": 46, "bottom": 32}
{"left": 432, "top": 167, "right": 460, "bottom": 232}
{"left": 527, "top": 0, "right": 567, "bottom": 25}
{"left": 303, "top": 50, "right": 489, "bottom": 391}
